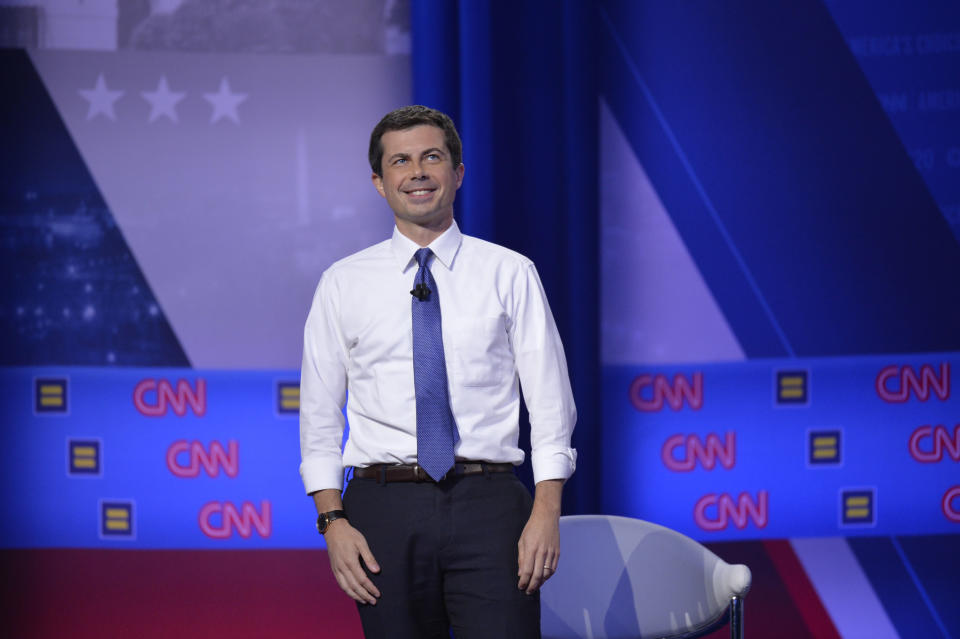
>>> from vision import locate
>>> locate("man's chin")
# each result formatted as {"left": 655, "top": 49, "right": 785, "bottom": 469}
{"left": 395, "top": 211, "right": 454, "bottom": 229}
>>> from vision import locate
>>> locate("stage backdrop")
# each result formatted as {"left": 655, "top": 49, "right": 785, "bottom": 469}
{"left": 595, "top": 1, "right": 959, "bottom": 637}
{"left": 2, "top": 0, "right": 410, "bottom": 370}
{"left": 3, "top": 1, "right": 960, "bottom": 638}
{"left": 2, "top": 1, "right": 407, "bottom": 636}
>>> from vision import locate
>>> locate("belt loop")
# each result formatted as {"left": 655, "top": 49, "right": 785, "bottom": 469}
{"left": 377, "top": 465, "right": 386, "bottom": 486}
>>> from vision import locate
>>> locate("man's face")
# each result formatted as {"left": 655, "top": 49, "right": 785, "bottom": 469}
{"left": 372, "top": 125, "right": 464, "bottom": 230}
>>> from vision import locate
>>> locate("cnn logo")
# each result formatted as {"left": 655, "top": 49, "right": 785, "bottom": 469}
{"left": 661, "top": 433, "right": 735, "bottom": 472}
{"left": 694, "top": 491, "right": 768, "bottom": 532}
{"left": 629, "top": 372, "right": 703, "bottom": 412}
{"left": 909, "top": 425, "right": 960, "bottom": 464}
{"left": 875, "top": 363, "right": 950, "bottom": 403}
{"left": 944, "top": 487, "right": 960, "bottom": 523}
{"left": 199, "top": 501, "right": 271, "bottom": 539}
{"left": 167, "top": 440, "right": 239, "bottom": 478}
{"left": 134, "top": 378, "right": 206, "bottom": 417}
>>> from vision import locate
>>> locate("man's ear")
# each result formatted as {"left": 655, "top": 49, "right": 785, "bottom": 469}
{"left": 455, "top": 163, "right": 465, "bottom": 189}
{"left": 371, "top": 172, "right": 385, "bottom": 198}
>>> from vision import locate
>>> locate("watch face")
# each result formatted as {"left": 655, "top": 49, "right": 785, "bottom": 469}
{"left": 317, "top": 510, "right": 344, "bottom": 535}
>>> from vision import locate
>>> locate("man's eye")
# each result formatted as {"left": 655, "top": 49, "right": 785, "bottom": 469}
{"left": 394, "top": 158, "right": 407, "bottom": 165}
{"left": 427, "top": 154, "right": 440, "bottom": 161}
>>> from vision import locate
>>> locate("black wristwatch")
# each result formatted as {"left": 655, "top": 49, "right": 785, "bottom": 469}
{"left": 316, "top": 510, "right": 347, "bottom": 535}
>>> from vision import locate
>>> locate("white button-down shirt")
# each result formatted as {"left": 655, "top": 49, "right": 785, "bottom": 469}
{"left": 299, "top": 221, "right": 577, "bottom": 492}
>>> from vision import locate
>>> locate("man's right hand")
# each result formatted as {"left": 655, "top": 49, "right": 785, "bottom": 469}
{"left": 325, "top": 519, "right": 381, "bottom": 605}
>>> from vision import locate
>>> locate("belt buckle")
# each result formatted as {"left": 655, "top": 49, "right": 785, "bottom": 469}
{"left": 412, "top": 464, "right": 426, "bottom": 482}
{"left": 417, "top": 464, "right": 450, "bottom": 482}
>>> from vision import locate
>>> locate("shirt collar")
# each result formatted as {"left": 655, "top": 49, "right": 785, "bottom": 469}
{"left": 390, "top": 220, "right": 463, "bottom": 272}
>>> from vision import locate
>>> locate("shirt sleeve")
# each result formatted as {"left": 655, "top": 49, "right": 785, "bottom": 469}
{"left": 299, "top": 271, "right": 350, "bottom": 493}
{"left": 509, "top": 263, "right": 578, "bottom": 484}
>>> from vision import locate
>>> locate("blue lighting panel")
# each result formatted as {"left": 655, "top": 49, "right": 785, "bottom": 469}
{"left": 601, "top": 353, "right": 960, "bottom": 540}
{"left": 0, "top": 368, "right": 338, "bottom": 549}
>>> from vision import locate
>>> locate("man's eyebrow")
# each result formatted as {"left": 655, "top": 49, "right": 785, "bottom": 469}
{"left": 421, "top": 147, "right": 446, "bottom": 156}
{"left": 387, "top": 151, "right": 410, "bottom": 162}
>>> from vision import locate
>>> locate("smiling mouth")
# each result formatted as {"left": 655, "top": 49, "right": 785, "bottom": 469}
{"left": 404, "top": 188, "right": 436, "bottom": 197}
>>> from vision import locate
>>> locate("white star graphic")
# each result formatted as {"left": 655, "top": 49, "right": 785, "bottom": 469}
{"left": 141, "top": 76, "right": 186, "bottom": 123}
{"left": 78, "top": 73, "right": 125, "bottom": 121}
{"left": 203, "top": 77, "right": 248, "bottom": 125}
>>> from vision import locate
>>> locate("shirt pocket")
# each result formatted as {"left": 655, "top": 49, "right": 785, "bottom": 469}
{"left": 451, "top": 316, "right": 512, "bottom": 387}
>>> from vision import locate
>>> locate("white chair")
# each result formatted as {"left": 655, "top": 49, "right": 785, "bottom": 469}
{"left": 541, "top": 515, "right": 751, "bottom": 639}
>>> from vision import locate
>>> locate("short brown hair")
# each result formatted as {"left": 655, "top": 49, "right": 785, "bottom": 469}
{"left": 368, "top": 105, "right": 463, "bottom": 177}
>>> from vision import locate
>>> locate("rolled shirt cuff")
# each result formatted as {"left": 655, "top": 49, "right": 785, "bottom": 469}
{"left": 531, "top": 447, "right": 577, "bottom": 484}
{"left": 300, "top": 457, "right": 345, "bottom": 494}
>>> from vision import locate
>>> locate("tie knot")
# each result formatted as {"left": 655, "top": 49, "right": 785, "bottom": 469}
{"left": 414, "top": 248, "right": 433, "bottom": 268}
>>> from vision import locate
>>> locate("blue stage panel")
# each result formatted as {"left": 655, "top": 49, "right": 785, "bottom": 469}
{"left": 601, "top": 353, "right": 960, "bottom": 540}
{"left": 0, "top": 367, "right": 322, "bottom": 549}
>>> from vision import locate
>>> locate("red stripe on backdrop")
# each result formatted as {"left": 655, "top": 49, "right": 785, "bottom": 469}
{"left": 763, "top": 539, "right": 842, "bottom": 639}
{"left": 0, "top": 549, "right": 363, "bottom": 639}
{"left": 698, "top": 540, "right": 818, "bottom": 639}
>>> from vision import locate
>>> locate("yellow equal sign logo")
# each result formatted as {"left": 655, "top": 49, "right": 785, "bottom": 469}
{"left": 277, "top": 382, "right": 300, "bottom": 414}
{"left": 100, "top": 501, "right": 134, "bottom": 538}
{"left": 776, "top": 370, "right": 808, "bottom": 405}
{"left": 841, "top": 489, "right": 875, "bottom": 526}
{"left": 69, "top": 440, "right": 101, "bottom": 475}
{"left": 809, "top": 429, "right": 841, "bottom": 465}
{"left": 35, "top": 378, "right": 67, "bottom": 413}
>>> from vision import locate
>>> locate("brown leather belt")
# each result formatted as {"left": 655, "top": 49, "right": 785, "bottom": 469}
{"left": 353, "top": 461, "right": 515, "bottom": 483}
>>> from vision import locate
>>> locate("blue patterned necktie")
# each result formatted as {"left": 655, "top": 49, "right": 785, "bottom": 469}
{"left": 411, "top": 247, "right": 458, "bottom": 481}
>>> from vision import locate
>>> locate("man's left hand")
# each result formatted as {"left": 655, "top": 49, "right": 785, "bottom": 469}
{"left": 517, "top": 478, "right": 563, "bottom": 594}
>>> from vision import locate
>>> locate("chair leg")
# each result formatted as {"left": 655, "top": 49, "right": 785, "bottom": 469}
{"left": 729, "top": 596, "right": 744, "bottom": 639}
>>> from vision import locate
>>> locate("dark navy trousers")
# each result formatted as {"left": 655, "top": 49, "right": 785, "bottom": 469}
{"left": 342, "top": 471, "right": 539, "bottom": 639}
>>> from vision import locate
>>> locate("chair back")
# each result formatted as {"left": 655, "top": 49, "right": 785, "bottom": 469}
{"left": 541, "top": 515, "right": 751, "bottom": 639}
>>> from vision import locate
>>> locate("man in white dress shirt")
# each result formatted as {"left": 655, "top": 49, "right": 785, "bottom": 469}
{"left": 300, "top": 105, "right": 577, "bottom": 638}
